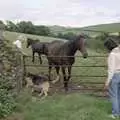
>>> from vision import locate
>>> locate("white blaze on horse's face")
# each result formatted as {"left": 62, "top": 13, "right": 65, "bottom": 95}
{"left": 79, "top": 38, "right": 88, "bottom": 58}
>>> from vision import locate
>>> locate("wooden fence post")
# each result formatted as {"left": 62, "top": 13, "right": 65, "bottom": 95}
{"left": 16, "top": 50, "right": 23, "bottom": 93}
{"left": 22, "top": 55, "right": 26, "bottom": 86}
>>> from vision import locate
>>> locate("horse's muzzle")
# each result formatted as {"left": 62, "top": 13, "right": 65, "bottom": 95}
{"left": 83, "top": 53, "right": 88, "bottom": 58}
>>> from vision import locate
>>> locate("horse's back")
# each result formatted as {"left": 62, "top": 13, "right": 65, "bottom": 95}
{"left": 32, "top": 43, "right": 43, "bottom": 50}
{"left": 32, "top": 42, "right": 49, "bottom": 51}
{"left": 47, "top": 40, "right": 73, "bottom": 64}
{"left": 48, "top": 40, "right": 64, "bottom": 55}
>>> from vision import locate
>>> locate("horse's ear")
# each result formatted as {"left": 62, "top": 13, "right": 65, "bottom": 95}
{"left": 79, "top": 34, "right": 85, "bottom": 39}
{"left": 75, "top": 34, "right": 84, "bottom": 41}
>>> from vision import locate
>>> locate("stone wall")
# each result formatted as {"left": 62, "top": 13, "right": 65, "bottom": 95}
{"left": 0, "top": 32, "right": 23, "bottom": 93}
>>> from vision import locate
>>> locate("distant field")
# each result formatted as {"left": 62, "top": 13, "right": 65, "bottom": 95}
{"left": 49, "top": 23, "right": 120, "bottom": 36}
{"left": 81, "top": 22, "right": 120, "bottom": 32}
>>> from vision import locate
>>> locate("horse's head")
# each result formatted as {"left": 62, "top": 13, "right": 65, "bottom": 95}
{"left": 76, "top": 35, "right": 88, "bottom": 58}
{"left": 26, "top": 38, "right": 40, "bottom": 48}
{"left": 42, "top": 43, "right": 49, "bottom": 55}
{"left": 26, "top": 38, "right": 32, "bottom": 48}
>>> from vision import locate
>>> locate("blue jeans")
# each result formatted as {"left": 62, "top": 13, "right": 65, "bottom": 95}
{"left": 109, "top": 72, "right": 120, "bottom": 116}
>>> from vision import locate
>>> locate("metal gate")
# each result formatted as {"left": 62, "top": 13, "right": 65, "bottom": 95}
{"left": 22, "top": 55, "right": 107, "bottom": 95}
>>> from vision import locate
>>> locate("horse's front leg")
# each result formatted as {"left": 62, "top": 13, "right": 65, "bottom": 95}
{"left": 61, "top": 66, "right": 68, "bottom": 91}
{"left": 48, "top": 64, "right": 52, "bottom": 81}
{"left": 68, "top": 65, "right": 72, "bottom": 81}
{"left": 52, "top": 66, "right": 60, "bottom": 84}
{"left": 38, "top": 53, "right": 42, "bottom": 64}
{"left": 32, "top": 51, "right": 35, "bottom": 63}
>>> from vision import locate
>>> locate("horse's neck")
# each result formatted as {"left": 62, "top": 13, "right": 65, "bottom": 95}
{"left": 67, "top": 41, "right": 78, "bottom": 56}
{"left": 31, "top": 42, "right": 36, "bottom": 47}
{"left": 30, "top": 44, "right": 33, "bottom": 48}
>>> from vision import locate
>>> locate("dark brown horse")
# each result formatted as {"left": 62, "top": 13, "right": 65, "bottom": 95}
{"left": 26, "top": 38, "right": 49, "bottom": 64}
{"left": 47, "top": 35, "right": 88, "bottom": 91}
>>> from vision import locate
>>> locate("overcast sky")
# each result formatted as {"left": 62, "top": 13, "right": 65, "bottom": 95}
{"left": 0, "top": 0, "right": 120, "bottom": 27}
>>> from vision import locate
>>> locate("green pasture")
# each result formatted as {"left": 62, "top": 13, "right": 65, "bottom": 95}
{"left": 7, "top": 91, "right": 112, "bottom": 120}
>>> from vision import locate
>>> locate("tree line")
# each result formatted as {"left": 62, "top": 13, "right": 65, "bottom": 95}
{"left": 0, "top": 20, "right": 79, "bottom": 40}
{"left": 0, "top": 20, "right": 51, "bottom": 36}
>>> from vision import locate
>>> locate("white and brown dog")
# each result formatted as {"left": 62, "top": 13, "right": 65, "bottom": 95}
{"left": 26, "top": 72, "right": 50, "bottom": 97}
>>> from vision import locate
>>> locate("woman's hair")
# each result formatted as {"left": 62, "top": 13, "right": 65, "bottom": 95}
{"left": 104, "top": 38, "right": 118, "bottom": 51}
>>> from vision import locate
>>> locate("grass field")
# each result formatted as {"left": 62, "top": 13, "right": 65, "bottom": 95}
{"left": 3, "top": 31, "right": 111, "bottom": 120}
{"left": 7, "top": 91, "right": 112, "bottom": 120}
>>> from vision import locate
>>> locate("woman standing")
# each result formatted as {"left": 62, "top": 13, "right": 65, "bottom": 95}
{"left": 104, "top": 38, "right": 120, "bottom": 119}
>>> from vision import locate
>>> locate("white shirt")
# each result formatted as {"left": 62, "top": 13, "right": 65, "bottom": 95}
{"left": 107, "top": 46, "right": 120, "bottom": 85}
{"left": 13, "top": 40, "right": 22, "bottom": 49}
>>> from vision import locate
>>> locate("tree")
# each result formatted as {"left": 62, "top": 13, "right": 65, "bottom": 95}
{"left": 57, "top": 33, "right": 64, "bottom": 39}
{"left": 0, "top": 20, "right": 6, "bottom": 30}
{"left": 5, "top": 20, "right": 51, "bottom": 37}
{"left": 63, "top": 32, "right": 77, "bottom": 40}
{"left": 57, "top": 32, "right": 77, "bottom": 40}
{"left": 17, "top": 21, "right": 35, "bottom": 34}
{"left": 6, "top": 21, "right": 18, "bottom": 32}
{"left": 34, "top": 25, "right": 51, "bottom": 36}
{"left": 0, "top": 20, "right": 6, "bottom": 41}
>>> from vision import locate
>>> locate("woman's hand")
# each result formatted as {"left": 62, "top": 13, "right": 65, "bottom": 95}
{"left": 103, "top": 82, "right": 109, "bottom": 90}
{"left": 103, "top": 81, "right": 109, "bottom": 96}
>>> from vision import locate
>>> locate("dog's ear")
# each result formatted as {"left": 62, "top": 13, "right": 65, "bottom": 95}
{"left": 26, "top": 72, "right": 29, "bottom": 77}
{"left": 27, "top": 72, "right": 31, "bottom": 76}
{"left": 26, "top": 72, "right": 34, "bottom": 78}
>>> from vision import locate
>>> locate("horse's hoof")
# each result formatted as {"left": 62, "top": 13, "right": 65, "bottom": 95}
{"left": 64, "top": 88, "right": 69, "bottom": 93}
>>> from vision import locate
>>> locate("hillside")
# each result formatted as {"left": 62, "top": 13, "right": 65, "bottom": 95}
{"left": 49, "top": 23, "right": 120, "bottom": 35}
{"left": 78, "top": 22, "right": 120, "bottom": 32}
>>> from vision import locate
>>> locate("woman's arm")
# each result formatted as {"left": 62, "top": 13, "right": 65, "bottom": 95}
{"left": 104, "top": 53, "right": 115, "bottom": 88}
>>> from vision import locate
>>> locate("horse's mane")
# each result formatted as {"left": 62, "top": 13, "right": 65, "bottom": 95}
{"left": 64, "top": 34, "right": 85, "bottom": 46}
{"left": 27, "top": 38, "right": 40, "bottom": 43}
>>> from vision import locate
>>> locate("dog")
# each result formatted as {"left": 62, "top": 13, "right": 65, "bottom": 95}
{"left": 26, "top": 72, "right": 50, "bottom": 97}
